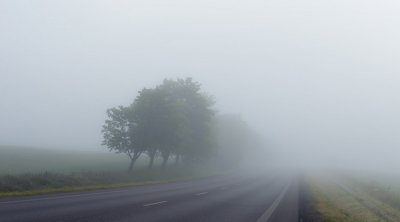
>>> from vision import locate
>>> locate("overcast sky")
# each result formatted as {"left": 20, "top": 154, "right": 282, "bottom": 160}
{"left": 1, "top": 0, "right": 399, "bottom": 169}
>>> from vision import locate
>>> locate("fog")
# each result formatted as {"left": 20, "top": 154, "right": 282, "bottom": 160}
{"left": 1, "top": 0, "right": 400, "bottom": 171}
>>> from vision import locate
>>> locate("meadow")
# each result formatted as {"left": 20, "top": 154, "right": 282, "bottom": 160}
{"left": 0, "top": 146, "right": 137, "bottom": 174}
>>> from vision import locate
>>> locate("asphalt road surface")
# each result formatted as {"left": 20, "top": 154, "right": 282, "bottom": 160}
{"left": 0, "top": 172, "right": 299, "bottom": 222}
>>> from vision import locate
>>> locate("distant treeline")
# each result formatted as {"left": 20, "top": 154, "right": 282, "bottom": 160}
{"left": 102, "top": 78, "right": 258, "bottom": 171}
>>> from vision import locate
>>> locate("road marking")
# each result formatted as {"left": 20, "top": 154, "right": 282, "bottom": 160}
{"left": 256, "top": 182, "right": 291, "bottom": 222}
{"left": 143, "top": 201, "right": 168, "bottom": 207}
{"left": 195, "top": 192, "right": 208, "bottom": 196}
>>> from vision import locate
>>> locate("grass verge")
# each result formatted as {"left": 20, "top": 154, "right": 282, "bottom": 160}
{"left": 304, "top": 177, "right": 355, "bottom": 222}
{"left": 305, "top": 174, "right": 400, "bottom": 222}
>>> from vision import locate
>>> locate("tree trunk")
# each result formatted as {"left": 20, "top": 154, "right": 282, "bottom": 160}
{"left": 148, "top": 154, "right": 155, "bottom": 169}
{"left": 128, "top": 158, "right": 136, "bottom": 172}
{"left": 127, "top": 151, "right": 142, "bottom": 172}
{"left": 162, "top": 154, "right": 169, "bottom": 168}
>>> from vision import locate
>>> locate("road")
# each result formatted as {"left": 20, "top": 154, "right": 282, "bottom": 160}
{"left": 0, "top": 172, "right": 299, "bottom": 222}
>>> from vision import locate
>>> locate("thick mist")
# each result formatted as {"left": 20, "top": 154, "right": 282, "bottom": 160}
{"left": 1, "top": 0, "right": 400, "bottom": 171}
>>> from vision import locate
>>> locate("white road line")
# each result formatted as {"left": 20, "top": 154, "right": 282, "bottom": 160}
{"left": 256, "top": 182, "right": 291, "bottom": 222}
{"left": 195, "top": 192, "right": 208, "bottom": 196}
{"left": 143, "top": 201, "right": 168, "bottom": 207}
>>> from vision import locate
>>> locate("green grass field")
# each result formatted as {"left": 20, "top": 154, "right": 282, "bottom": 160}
{"left": 0, "top": 146, "right": 142, "bottom": 174}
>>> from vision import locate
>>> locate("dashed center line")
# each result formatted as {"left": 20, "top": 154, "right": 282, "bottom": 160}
{"left": 195, "top": 192, "right": 209, "bottom": 196}
{"left": 143, "top": 201, "right": 168, "bottom": 207}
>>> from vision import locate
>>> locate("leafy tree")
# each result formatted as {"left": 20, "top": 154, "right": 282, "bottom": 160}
{"left": 131, "top": 88, "right": 161, "bottom": 169}
{"left": 102, "top": 106, "right": 144, "bottom": 171}
{"left": 171, "top": 78, "right": 215, "bottom": 164}
{"left": 131, "top": 87, "right": 180, "bottom": 168}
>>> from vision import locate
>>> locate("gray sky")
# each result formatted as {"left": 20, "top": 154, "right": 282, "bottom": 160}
{"left": 1, "top": 0, "right": 400, "bottom": 169}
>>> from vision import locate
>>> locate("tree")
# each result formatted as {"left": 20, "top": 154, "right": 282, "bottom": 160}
{"left": 170, "top": 78, "right": 215, "bottom": 164}
{"left": 102, "top": 106, "right": 144, "bottom": 172}
{"left": 132, "top": 88, "right": 175, "bottom": 169}
{"left": 155, "top": 80, "right": 187, "bottom": 167}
